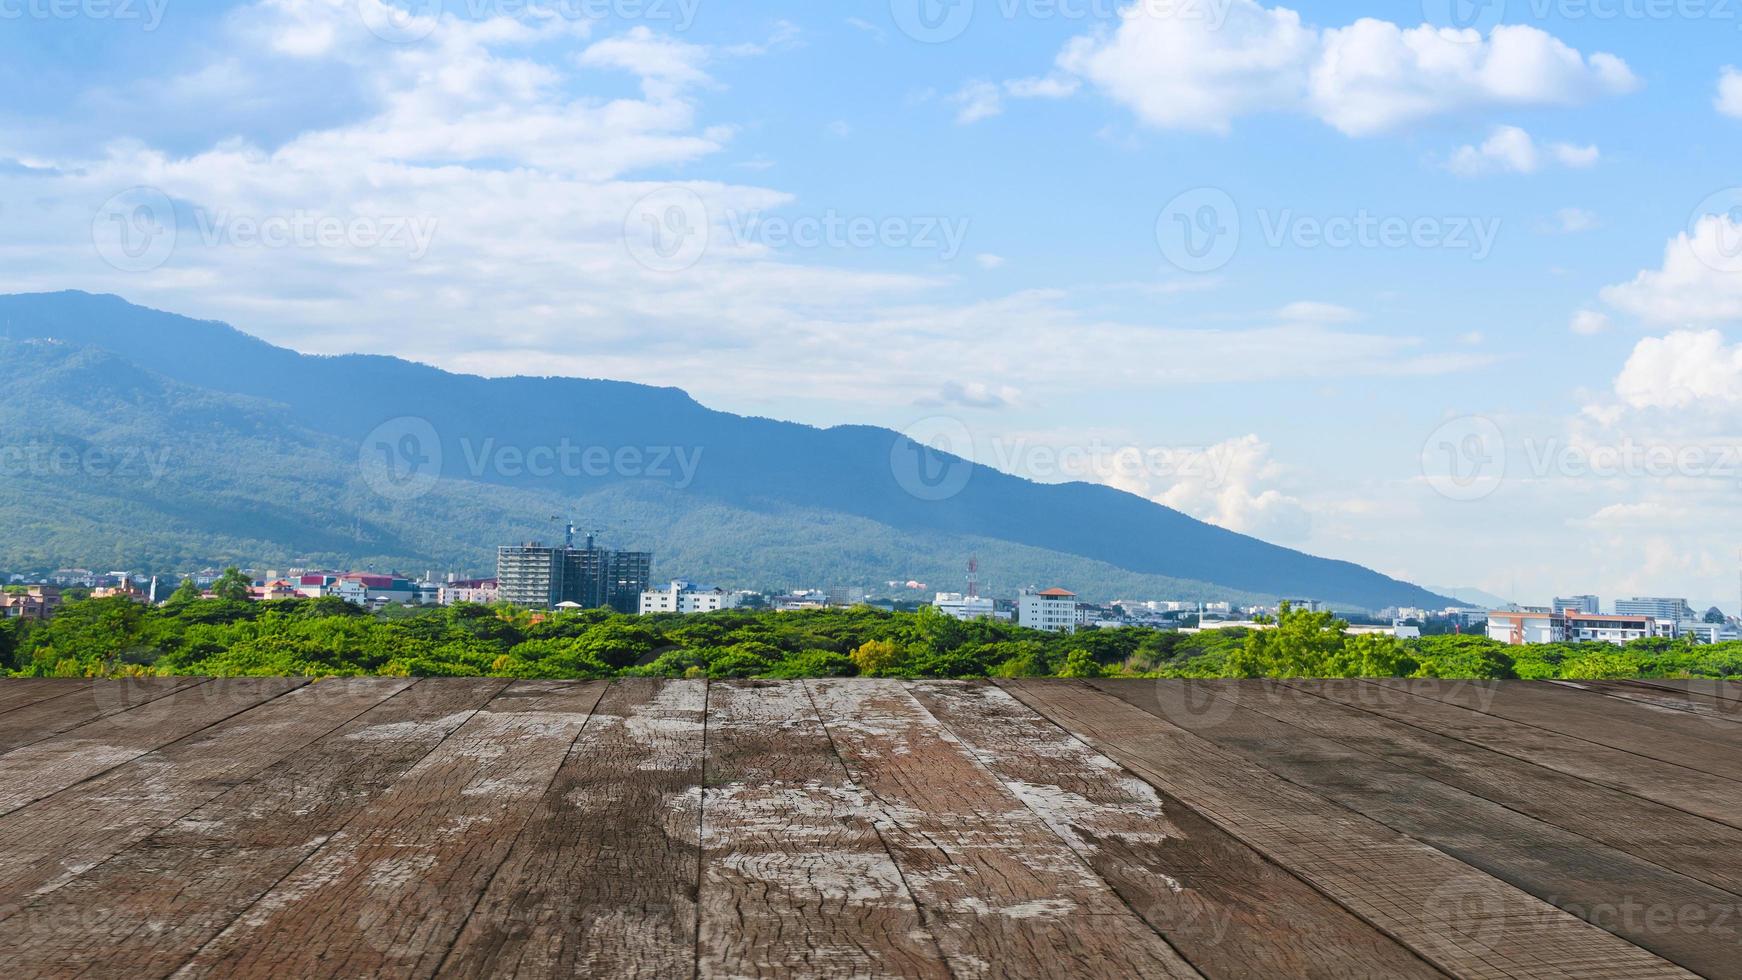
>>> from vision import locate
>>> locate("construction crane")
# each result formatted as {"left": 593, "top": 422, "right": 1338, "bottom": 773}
{"left": 549, "top": 517, "right": 600, "bottom": 551}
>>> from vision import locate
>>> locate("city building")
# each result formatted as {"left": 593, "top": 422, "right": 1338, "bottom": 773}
{"left": 1487, "top": 609, "right": 1675, "bottom": 645}
{"left": 1553, "top": 595, "right": 1602, "bottom": 615}
{"left": 0, "top": 586, "right": 62, "bottom": 621}
{"left": 497, "top": 544, "right": 565, "bottom": 608}
{"left": 1614, "top": 597, "right": 1694, "bottom": 621}
{"left": 439, "top": 578, "right": 499, "bottom": 605}
{"left": 1019, "top": 588, "right": 1080, "bottom": 634}
{"left": 639, "top": 581, "right": 740, "bottom": 615}
{"left": 933, "top": 592, "right": 998, "bottom": 622}
{"left": 495, "top": 538, "right": 653, "bottom": 612}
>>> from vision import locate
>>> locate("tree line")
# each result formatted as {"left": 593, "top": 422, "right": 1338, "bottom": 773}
{"left": 3, "top": 597, "right": 1739, "bottom": 681}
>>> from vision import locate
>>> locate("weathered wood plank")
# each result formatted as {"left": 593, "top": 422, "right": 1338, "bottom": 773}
{"left": 1626, "top": 679, "right": 1742, "bottom": 703}
{"left": 0, "top": 678, "right": 302, "bottom": 819}
{"left": 911, "top": 680, "right": 1445, "bottom": 979}
{"left": 1004, "top": 680, "right": 1693, "bottom": 980}
{"left": 0, "top": 679, "right": 403, "bottom": 923}
{"left": 1301, "top": 679, "right": 1742, "bottom": 833}
{"left": 173, "top": 680, "right": 607, "bottom": 980}
{"left": 0, "top": 677, "right": 206, "bottom": 756}
{"left": 1393, "top": 680, "right": 1742, "bottom": 783}
{"left": 1559, "top": 680, "right": 1742, "bottom": 727}
{"left": 1226, "top": 680, "right": 1742, "bottom": 899}
{"left": 0, "top": 678, "right": 507, "bottom": 980}
{"left": 0, "top": 679, "right": 93, "bottom": 717}
{"left": 437, "top": 678, "right": 706, "bottom": 980}
{"left": 696, "top": 679, "right": 947, "bottom": 979}
{"left": 1094, "top": 679, "right": 1742, "bottom": 978}
{"left": 808, "top": 678, "right": 1203, "bottom": 980}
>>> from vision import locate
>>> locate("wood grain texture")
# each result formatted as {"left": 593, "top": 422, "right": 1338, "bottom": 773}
{"left": 173, "top": 680, "right": 606, "bottom": 980}
{"left": 0, "top": 678, "right": 404, "bottom": 930}
{"left": 0, "top": 677, "right": 206, "bottom": 757}
{"left": 0, "top": 679, "right": 93, "bottom": 717}
{"left": 910, "top": 680, "right": 1445, "bottom": 980}
{"left": 1093, "top": 679, "right": 1742, "bottom": 978}
{"left": 1004, "top": 680, "right": 1693, "bottom": 980}
{"left": 1392, "top": 680, "right": 1742, "bottom": 783}
{"left": 1306, "top": 679, "right": 1742, "bottom": 833}
{"left": 0, "top": 678, "right": 507, "bottom": 980}
{"left": 697, "top": 679, "right": 947, "bottom": 979}
{"left": 809, "top": 678, "right": 1204, "bottom": 980}
{"left": 1243, "top": 679, "right": 1742, "bottom": 899}
{"left": 0, "top": 677, "right": 1727, "bottom": 979}
{"left": 1557, "top": 680, "right": 1742, "bottom": 726}
{"left": 0, "top": 678, "right": 301, "bottom": 818}
{"left": 436, "top": 678, "right": 706, "bottom": 980}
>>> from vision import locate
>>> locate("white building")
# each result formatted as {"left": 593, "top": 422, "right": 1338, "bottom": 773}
{"left": 639, "top": 581, "right": 740, "bottom": 615}
{"left": 1019, "top": 588, "right": 1080, "bottom": 634}
{"left": 933, "top": 592, "right": 1000, "bottom": 622}
{"left": 1488, "top": 610, "right": 1674, "bottom": 645}
{"left": 1614, "top": 597, "right": 1693, "bottom": 621}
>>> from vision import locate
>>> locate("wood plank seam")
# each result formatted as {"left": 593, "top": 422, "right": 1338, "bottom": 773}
{"left": 0, "top": 678, "right": 426, "bottom": 936}
{"left": 1291, "top": 680, "right": 1742, "bottom": 835}
{"left": 1001, "top": 680, "right": 1695, "bottom": 979}
{"left": 1372, "top": 677, "right": 1742, "bottom": 776}
{"left": 167, "top": 679, "right": 532, "bottom": 977}
{"left": 422, "top": 679, "right": 623, "bottom": 980}
{"left": 1386, "top": 678, "right": 1742, "bottom": 786}
{"left": 795, "top": 679, "right": 960, "bottom": 980}
{"left": 1219, "top": 681, "right": 1742, "bottom": 903}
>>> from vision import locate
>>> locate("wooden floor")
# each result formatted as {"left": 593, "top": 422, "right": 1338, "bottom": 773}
{"left": 0, "top": 678, "right": 1735, "bottom": 978}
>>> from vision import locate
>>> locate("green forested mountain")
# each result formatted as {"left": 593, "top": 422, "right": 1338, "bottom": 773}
{"left": 0, "top": 291, "right": 1456, "bottom": 609}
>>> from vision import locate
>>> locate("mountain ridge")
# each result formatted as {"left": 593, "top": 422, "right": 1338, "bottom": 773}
{"left": 0, "top": 290, "right": 1456, "bottom": 610}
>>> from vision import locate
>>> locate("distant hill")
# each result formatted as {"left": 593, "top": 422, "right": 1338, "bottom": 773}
{"left": 1424, "top": 586, "right": 1511, "bottom": 609}
{"left": 0, "top": 291, "right": 1457, "bottom": 609}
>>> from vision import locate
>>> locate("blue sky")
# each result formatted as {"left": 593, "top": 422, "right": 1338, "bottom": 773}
{"left": 5, "top": 0, "right": 1742, "bottom": 608}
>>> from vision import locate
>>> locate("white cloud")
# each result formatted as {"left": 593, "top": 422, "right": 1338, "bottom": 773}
{"left": 0, "top": 0, "right": 1496, "bottom": 420}
{"left": 951, "top": 75, "right": 1079, "bottom": 125}
{"left": 1050, "top": 3, "right": 1635, "bottom": 136}
{"left": 1613, "top": 330, "right": 1742, "bottom": 410}
{"left": 1601, "top": 214, "right": 1742, "bottom": 324}
{"left": 1570, "top": 309, "right": 1611, "bottom": 335}
{"left": 1446, "top": 125, "right": 1598, "bottom": 176}
{"left": 1717, "top": 66, "right": 1742, "bottom": 119}
{"left": 951, "top": 81, "right": 1005, "bottom": 124}
{"left": 1551, "top": 207, "right": 1599, "bottom": 233}
{"left": 975, "top": 253, "right": 1006, "bottom": 270}
{"left": 928, "top": 381, "right": 1022, "bottom": 409}
{"left": 1140, "top": 436, "right": 1310, "bottom": 541}
{"left": 1277, "top": 300, "right": 1359, "bottom": 323}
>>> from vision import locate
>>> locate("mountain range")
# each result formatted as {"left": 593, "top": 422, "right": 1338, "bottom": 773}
{"left": 0, "top": 291, "right": 1456, "bottom": 610}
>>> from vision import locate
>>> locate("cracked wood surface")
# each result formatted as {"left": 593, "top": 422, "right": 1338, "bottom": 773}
{"left": 0, "top": 678, "right": 1729, "bottom": 979}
